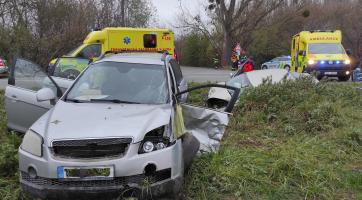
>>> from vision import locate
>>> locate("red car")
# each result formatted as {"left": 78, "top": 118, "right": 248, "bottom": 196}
{"left": 0, "top": 58, "right": 8, "bottom": 77}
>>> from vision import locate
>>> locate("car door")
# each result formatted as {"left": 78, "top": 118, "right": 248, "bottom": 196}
{"left": 169, "top": 59, "right": 188, "bottom": 102}
{"left": 270, "top": 58, "right": 280, "bottom": 69}
{"left": 175, "top": 84, "right": 240, "bottom": 153}
{"left": 6, "top": 58, "right": 63, "bottom": 133}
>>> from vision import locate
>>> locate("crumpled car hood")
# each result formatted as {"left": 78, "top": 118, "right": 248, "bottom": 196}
{"left": 31, "top": 100, "right": 172, "bottom": 146}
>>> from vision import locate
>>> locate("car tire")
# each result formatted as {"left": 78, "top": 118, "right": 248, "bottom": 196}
{"left": 284, "top": 65, "right": 290, "bottom": 71}
{"left": 182, "top": 133, "right": 200, "bottom": 172}
{"left": 63, "top": 69, "right": 80, "bottom": 80}
{"left": 262, "top": 65, "right": 267, "bottom": 70}
{"left": 338, "top": 75, "right": 350, "bottom": 82}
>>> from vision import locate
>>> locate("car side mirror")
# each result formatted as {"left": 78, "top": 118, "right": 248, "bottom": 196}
{"left": 36, "top": 88, "right": 56, "bottom": 103}
{"left": 298, "top": 51, "right": 306, "bottom": 56}
{"left": 88, "top": 56, "right": 97, "bottom": 64}
{"left": 346, "top": 49, "right": 352, "bottom": 56}
{"left": 176, "top": 84, "right": 240, "bottom": 113}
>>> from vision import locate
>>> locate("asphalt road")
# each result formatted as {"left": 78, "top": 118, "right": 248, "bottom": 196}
{"left": 181, "top": 66, "right": 232, "bottom": 83}
{"left": 0, "top": 66, "right": 232, "bottom": 90}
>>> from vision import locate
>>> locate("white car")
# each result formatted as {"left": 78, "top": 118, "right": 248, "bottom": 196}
{"left": 6, "top": 53, "right": 240, "bottom": 199}
{"left": 261, "top": 56, "right": 292, "bottom": 71}
{"left": 207, "top": 69, "right": 309, "bottom": 109}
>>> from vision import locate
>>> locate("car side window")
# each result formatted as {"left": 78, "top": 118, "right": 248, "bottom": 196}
{"left": 170, "top": 59, "right": 183, "bottom": 85}
{"left": 144, "top": 34, "right": 157, "bottom": 48}
{"left": 78, "top": 44, "right": 101, "bottom": 59}
{"left": 12, "top": 58, "right": 57, "bottom": 94}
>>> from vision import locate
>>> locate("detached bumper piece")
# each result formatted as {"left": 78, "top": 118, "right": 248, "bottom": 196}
{"left": 21, "top": 168, "right": 180, "bottom": 200}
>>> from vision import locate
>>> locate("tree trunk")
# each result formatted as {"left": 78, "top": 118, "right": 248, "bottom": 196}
{"left": 120, "top": 0, "right": 126, "bottom": 26}
{"left": 221, "top": 31, "right": 232, "bottom": 67}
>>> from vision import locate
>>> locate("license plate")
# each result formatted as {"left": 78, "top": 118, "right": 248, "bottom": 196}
{"left": 57, "top": 166, "right": 114, "bottom": 179}
{"left": 325, "top": 72, "right": 337, "bottom": 75}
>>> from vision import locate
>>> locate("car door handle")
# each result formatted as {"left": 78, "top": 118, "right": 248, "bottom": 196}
{"left": 11, "top": 95, "right": 17, "bottom": 99}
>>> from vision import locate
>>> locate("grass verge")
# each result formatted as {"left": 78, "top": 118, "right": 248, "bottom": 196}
{"left": 185, "top": 78, "right": 362, "bottom": 199}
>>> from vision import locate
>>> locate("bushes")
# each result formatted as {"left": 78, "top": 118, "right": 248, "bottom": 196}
{"left": 236, "top": 77, "right": 346, "bottom": 135}
{"left": 177, "top": 33, "right": 217, "bottom": 68}
{"left": 0, "top": 134, "right": 21, "bottom": 177}
{"left": 185, "top": 79, "right": 362, "bottom": 199}
{"left": 0, "top": 90, "right": 23, "bottom": 200}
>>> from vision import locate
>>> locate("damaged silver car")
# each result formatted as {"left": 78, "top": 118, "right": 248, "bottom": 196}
{"left": 5, "top": 53, "right": 239, "bottom": 199}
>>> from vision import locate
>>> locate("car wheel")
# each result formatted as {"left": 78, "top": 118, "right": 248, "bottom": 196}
{"left": 262, "top": 65, "right": 267, "bottom": 70}
{"left": 284, "top": 65, "right": 290, "bottom": 71}
{"left": 63, "top": 69, "right": 80, "bottom": 80}
{"left": 182, "top": 133, "right": 200, "bottom": 172}
{"left": 338, "top": 75, "right": 350, "bottom": 82}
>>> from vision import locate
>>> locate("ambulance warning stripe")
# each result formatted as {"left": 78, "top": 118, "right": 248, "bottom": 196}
{"left": 110, "top": 48, "right": 172, "bottom": 52}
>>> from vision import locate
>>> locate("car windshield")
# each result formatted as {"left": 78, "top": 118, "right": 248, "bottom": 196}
{"left": 66, "top": 61, "right": 169, "bottom": 104}
{"left": 308, "top": 43, "right": 345, "bottom": 54}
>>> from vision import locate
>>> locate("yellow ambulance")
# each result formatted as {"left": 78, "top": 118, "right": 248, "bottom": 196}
{"left": 50, "top": 27, "right": 176, "bottom": 78}
{"left": 291, "top": 30, "right": 351, "bottom": 81}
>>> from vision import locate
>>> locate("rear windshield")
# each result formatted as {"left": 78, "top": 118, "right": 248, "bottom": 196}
{"left": 308, "top": 43, "right": 345, "bottom": 54}
{"left": 144, "top": 34, "right": 157, "bottom": 48}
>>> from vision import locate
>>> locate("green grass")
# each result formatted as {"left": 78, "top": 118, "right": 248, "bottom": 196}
{"left": 0, "top": 91, "right": 23, "bottom": 200}
{"left": 0, "top": 79, "right": 362, "bottom": 199}
{"left": 185, "top": 78, "right": 362, "bottom": 199}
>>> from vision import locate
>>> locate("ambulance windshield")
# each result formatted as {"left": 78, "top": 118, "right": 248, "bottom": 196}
{"left": 308, "top": 43, "right": 345, "bottom": 54}
{"left": 65, "top": 45, "right": 82, "bottom": 56}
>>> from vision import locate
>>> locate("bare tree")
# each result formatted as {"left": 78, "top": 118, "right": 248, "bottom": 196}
{"left": 178, "top": 0, "right": 285, "bottom": 66}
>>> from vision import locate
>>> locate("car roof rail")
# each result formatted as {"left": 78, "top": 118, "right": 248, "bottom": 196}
{"left": 310, "top": 30, "right": 335, "bottom": 33}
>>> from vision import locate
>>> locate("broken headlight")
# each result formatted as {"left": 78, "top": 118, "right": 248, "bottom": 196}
{"left": 138, "top": 125, "right": 173, "bottom": 154}
{"left": 21, "top": 130, "right": 43, "bottom": 157}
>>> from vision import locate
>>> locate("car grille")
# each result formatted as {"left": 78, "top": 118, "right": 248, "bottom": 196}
{"left": 52, "top": 138, "right": 132, "bottom": 159}
{"left": 21, "top": 168, "right": 171, "bottom": 187}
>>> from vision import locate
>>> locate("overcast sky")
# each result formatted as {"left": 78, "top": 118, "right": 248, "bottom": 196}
{"left": 151, "top": 0, "right": 206, "bottom": 32}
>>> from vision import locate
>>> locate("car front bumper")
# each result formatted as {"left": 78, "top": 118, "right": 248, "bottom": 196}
{"left": 19, "top": 140, "right": 184, "bottom": 199}
{"left": 0, "top": 67, "right": 8, "bottom": 75}
{"left": 21, "top": 170, "right": 183, "bottom": 200}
